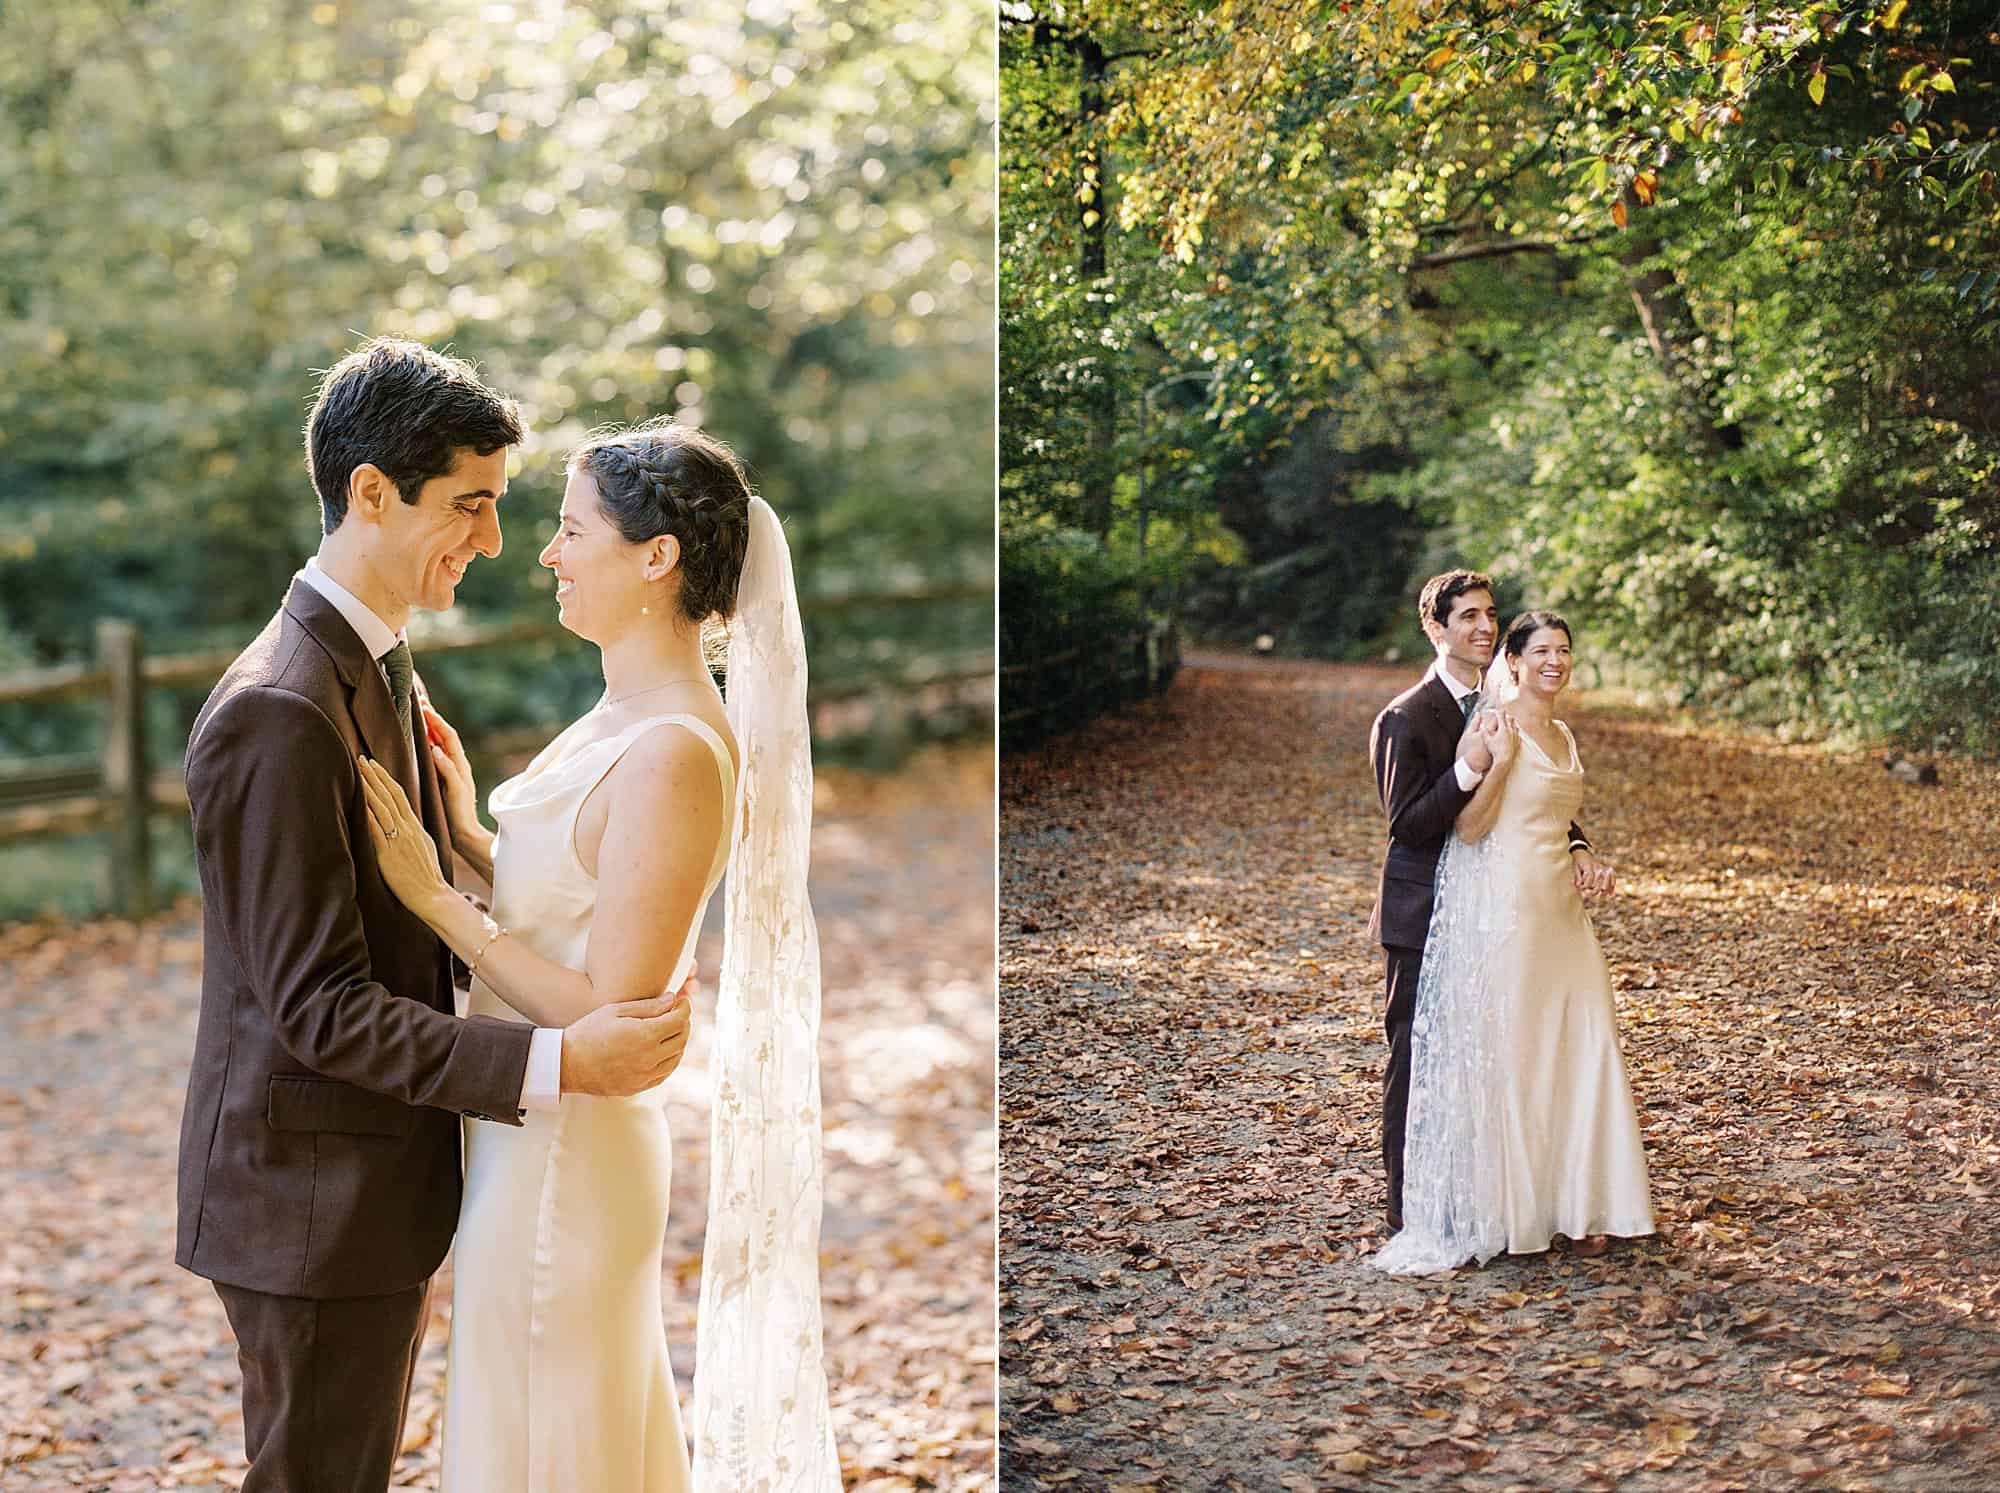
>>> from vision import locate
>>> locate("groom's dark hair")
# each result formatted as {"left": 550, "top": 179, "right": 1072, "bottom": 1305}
{"left": 306, "top": 338, "right": 523, "bottom": 534}
{"left": 1418, "top": 568, "right": 1494, "bottom": 628}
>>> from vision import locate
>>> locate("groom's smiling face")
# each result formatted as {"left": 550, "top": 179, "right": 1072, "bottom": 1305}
{"left": 362, "top": 446, "right": 508, "bottom": 616}
{"left": 1428, "top": 587, "right": 1498, "bottom": 676}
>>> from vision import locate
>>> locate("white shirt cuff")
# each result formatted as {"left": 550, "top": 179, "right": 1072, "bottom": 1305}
{"left": 1454, "top": 757, "right": 1486, "bottom": 792}
{"left": 519, "top": 1027, "right": 564, "bottom": 1112}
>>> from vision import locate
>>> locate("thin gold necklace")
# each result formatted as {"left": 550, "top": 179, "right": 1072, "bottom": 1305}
{"left": 597, "top": 675, "right": 711, "bottom": 711}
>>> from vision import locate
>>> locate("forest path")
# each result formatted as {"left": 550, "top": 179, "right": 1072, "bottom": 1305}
{"left": 1001, "top": 655, "right": 2000, "bottom": 1491}
{"left": 1, "top": 746, "right": 996, "bottom": 1492}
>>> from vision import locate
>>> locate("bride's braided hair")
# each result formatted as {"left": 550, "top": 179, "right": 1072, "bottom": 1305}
{"left": 566, "top": 418, "right": 753, "bottom": 624}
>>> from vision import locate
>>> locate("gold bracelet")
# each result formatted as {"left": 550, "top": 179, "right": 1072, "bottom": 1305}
{"left": 469, "top": 916, "right": 506, "bottom": 973}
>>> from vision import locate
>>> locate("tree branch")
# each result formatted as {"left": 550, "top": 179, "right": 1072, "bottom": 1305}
{"left": 1416, "top": 134, "right": 1558, "bottom": 240}
{"left": 1408, "top": 237, "right": 1587, "bottom": 270}
{"left": 1016, "top": 18, "right": 1154, "bottom": 67}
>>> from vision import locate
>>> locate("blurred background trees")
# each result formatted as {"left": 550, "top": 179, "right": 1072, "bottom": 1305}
{"left": 0, "top": 0, "right": 994, "bottom": 916}
{"left": 0, "top": 0, "right": 992, "bottom": 687}
{"left": 1000, "top": 0, "right": 2000, "bottom": 752}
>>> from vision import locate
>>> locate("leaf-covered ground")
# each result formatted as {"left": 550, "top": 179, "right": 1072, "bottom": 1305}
{"left": 1000, "top": 656, "right": 2000, "bottom": 1491}
{"left": 0, "top": 745, "right": 996, "bottom": 1492}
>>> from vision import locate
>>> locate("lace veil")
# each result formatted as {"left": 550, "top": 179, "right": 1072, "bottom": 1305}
{"left": 1480, "top": 648, "right": 1519, "bottom": 709}
{"left": 693, "top": 494, "right": 841, "bottom": 1489}
{"left": 1369, "top": 682, "right": 1520, "bottom": 1277}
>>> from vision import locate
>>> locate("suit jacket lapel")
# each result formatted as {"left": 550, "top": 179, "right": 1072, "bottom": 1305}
{"left": 280, "top": 579, "right": 454, "bottom": 1002}
{"left": 1424, "top": 672, "right": 1462, "bottom": 747}
{"left": 281, "top": 578, "right": 418, "bottom": 798}
{"left": 368, "top": 680, "right": 422, "bottom": 806}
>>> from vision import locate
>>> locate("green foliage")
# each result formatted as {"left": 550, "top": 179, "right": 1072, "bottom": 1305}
{"left": 1003, "top": 0, "right": 2000, "bottom": 752}
{"left": 1000, "top": 521, "right": 1142, "bottom": 663}
{"left": 998, "top": 519, "right": 1154, "bottom": 744}
{"left": 1392, "top": 94, "right": 2000, "bottom": 750}
{"left": 999, "top": 3, "right": 1409, "bottom": 735}
{"left": 0, "top": 0, "right": 994, "bottom": 750}
{"left": 0, "top": 830, "right": 201, "bottom": 924}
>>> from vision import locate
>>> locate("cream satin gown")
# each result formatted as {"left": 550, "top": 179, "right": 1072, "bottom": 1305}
{"left": 444, "top": 711, "right": 736, "bottom": 1493}
{"left": 1373, "top": 718, "right": 1655, "bottom": 1275}
{"left": 1487, "top": 721, "right": 1654, "bottom": 1252}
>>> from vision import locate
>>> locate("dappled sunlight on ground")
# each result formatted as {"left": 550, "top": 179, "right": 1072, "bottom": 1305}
{"left": 0, "top": 744, "right": 995, "bottom": 1491}
{"left": 1001, "top": 657, "right": 2000, "bottom": 1491}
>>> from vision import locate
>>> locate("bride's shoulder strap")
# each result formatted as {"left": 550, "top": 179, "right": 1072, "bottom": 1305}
{"left": 621, "top": 708, "right": 730, "bottom": 760}
{"left": 589, "top": 713, "right": 737, "bottom": 839}
{"left": 620, "top": 712, "right": 738, "bottom": 803}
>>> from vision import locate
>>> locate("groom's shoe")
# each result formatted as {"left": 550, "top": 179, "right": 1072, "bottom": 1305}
{"left": 1384, "top": 1210, "right": 1402, "bottom": 1234}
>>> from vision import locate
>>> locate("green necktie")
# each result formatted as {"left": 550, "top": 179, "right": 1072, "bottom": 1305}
{"left": 381, "top": 641, "right": 414, "bottom": 743}
{"left": 1462, "top": 689, "right": 1480, "bottom": 720}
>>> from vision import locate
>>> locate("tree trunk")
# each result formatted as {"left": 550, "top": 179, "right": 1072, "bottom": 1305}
{"left": 1619, "top": 188, "right": 1743, "bottom": 455}
{"left": 1077, "top": 34, "right": 1118, "bottom": 540}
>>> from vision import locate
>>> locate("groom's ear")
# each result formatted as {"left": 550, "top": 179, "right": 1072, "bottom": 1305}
{"left": 347, "top": 462, "right": 398, "bottom": 524}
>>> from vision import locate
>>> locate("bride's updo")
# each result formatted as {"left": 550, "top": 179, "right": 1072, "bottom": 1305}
{"left": 565, "top": 418, "right": 753, "bottom": 624}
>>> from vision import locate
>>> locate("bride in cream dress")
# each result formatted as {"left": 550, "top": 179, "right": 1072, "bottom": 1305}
{"left": 361, "top": 420, "right": 839, "bottom": 1490}
{"left": 1371, "top": 610, "right": 1655, "bottom": 1277}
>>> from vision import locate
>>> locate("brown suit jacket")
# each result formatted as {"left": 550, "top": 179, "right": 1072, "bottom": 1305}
{"left": 176, "top": 577, "right": 533, "bottom": 1299}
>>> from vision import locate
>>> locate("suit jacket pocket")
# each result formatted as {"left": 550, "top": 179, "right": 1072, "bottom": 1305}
{"left": 267, "top": 1074, "right": 417, "bottom": 1137}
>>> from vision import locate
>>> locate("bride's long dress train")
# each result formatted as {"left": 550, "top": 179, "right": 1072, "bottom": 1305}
{"left": 1372, "top": 720, "right": 1655, "bottom": 1276}
{"left": 443, "top": 711, "right": 736, "bottom": 1492}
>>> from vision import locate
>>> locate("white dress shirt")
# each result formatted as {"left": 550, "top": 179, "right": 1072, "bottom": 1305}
{"left": 298, "top": 558, "right": 563, "bottom": 1113}
{"left": 1428, "top": 661, "right": 1488, "bottom": 793}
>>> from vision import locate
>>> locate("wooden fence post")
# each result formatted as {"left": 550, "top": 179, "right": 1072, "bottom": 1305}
{"left": 98, "top": 619, "right": 152, "bottom": 919}
{"left": 2, "top": 584, "right": 990, "bottom": 910}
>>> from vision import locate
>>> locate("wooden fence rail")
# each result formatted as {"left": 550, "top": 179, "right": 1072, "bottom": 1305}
{"left": 0, "top": 580, "right": 992, "bottom": 917}
{"left": 998, "top": 619, "right": 1179, "bottom": 742}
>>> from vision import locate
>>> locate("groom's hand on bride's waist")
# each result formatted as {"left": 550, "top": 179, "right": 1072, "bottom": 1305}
{"left": 559, "top": 977, "right": 696, "bottom": 1097}
{"left": 1571, "top": 849, "right": 1616, "bottom": 900}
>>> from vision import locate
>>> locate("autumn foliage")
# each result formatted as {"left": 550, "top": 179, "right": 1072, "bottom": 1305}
{"left": 1, "top": 748, "right": 997, "bottom": 1491}
{"left": 1002, "top": 0, "right": 2000, "bottom": 750}
{"left": 1001, "top": 659, "right": 2000, "bottom": 1489}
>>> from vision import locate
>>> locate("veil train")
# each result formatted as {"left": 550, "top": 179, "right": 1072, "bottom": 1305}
{"left": 692, "top": 495, "right": 841, "bottom": 1490}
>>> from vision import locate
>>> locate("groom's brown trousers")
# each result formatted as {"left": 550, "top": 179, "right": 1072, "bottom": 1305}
{"left": 215, "top": 1280, "right": 431, "bottom": 1493}
{"left": 1381, "top": 945, "right": 1423, "bottom": 1225}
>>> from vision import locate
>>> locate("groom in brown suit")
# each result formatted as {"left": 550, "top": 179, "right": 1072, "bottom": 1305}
{"left": 1366, "top": 570, "right": 1607, "bottom": 1232}
{"left": 177, "top": 340, "right": 693, "bottom": 1491}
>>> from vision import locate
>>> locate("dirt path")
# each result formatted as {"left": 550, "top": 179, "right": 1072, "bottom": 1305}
{"left": 1, "top": 746, "right": 996, "bottom": 1492}
{"left": 1000, "top": 656, "right": 2000, "bottom": 1491}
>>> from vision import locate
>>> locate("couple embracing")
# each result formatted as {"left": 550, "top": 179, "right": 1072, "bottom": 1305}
{"left": 175, "top": 338, "right": 836, "bottom": 1490}
{"left": 1366, "top": 569, "right": 1657, "bottom": 1276}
